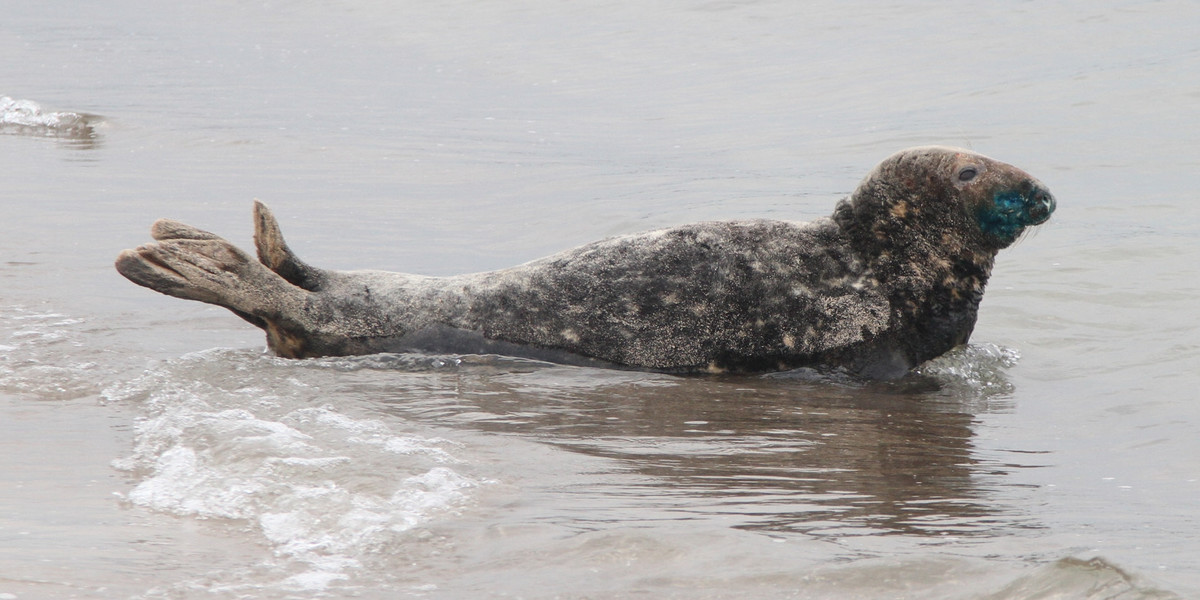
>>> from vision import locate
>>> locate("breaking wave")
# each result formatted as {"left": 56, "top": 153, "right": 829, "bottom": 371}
{"left": 1, "top": 95, "right": 98, "bottom": 139}
{"left": 104, "top": 349, "right": 482, "bottom": 592}
{"left": 913, "top": 342, "right": 1021, "bottom": 396}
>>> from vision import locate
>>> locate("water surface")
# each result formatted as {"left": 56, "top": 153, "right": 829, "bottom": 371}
{"left": 2, "top": 1, "right": 1199, "bottom": 598}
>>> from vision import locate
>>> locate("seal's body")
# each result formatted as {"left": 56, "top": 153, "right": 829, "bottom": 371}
{"left": 116, "top": 146, "right": 1054, "bottom": 379}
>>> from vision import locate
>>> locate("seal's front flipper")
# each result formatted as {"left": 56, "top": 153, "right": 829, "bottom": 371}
{"left": 253, "top": 200, "right": 328, "bottom": 292}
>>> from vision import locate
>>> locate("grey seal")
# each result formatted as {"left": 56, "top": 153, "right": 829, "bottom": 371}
{"left": 115, "top": 146, "right": 1054, "bottom": 379}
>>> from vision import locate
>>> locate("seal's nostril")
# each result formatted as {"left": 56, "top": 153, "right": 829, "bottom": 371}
{"left": 1029, "top": 187, "right": 1055, "bottom": 210}
{"left": 1025, "top": 187, "right": 1056, "bottom": 224}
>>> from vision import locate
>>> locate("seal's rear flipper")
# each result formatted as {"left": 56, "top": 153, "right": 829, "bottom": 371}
{"left": 115, "top": 217, "right": 306, "bottom": 332}
{"left": 253, "top": 200, "right": 328, "bottom": 292}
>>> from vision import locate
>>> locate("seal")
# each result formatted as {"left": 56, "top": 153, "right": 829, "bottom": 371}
{"left": 115, "top": 146, "right": 1054, "bottom": 379}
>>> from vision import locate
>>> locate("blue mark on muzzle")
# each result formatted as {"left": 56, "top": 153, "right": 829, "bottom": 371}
{"left": 977, "top": 186, "right": 1055, "bottom": 244}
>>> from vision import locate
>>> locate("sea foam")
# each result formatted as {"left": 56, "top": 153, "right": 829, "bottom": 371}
{"left": 106, "top": 349, "right": 480, "bottom": 591}
{"left": 1, "top": 96, "right": 96, "bottom": 138}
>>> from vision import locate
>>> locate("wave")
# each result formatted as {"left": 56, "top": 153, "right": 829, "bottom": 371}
{"left": 1, "top": 95, "right": 99, "bottom": 140}
{"left": 0, "top": 305, "right": 100, "bottom": 401}
{"left": 105, "top": 349, "right": 483, "bottom": 592}
{"left": 912, "top": 342, "right": 1020, "bottom": 396}
{"left": 986, "top": 556, "right": 1185, "bottom": 600}
{"left": 764, "top": 342, "right": 1020, "bottom": 400}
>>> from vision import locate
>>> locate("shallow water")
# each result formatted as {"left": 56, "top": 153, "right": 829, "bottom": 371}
{"left": 3, "top": 1, "right": 1200, "bottom": 598}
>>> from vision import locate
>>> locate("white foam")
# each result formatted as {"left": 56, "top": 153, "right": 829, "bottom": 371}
{"left": 107, "top": 351, "right": 480, "bottom": 590}
{"left": 915, "top": 343, "right": 1021, "bottom": 395}
{"left": 0, "top": 96, "right": 92, "bottom": 135}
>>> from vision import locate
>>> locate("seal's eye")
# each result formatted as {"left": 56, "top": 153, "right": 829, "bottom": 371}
{"left": 958, "top": 166, "right": 978, "bottom": 182}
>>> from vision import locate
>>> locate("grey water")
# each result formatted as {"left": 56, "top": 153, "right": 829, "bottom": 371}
{"left": 3, "top": 1, "right": 1199, "bottom": 598}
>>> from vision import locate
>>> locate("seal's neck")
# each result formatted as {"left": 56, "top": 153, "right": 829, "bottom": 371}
{"left": 831, "top": 189, "right": 998, "bottom": 367}
{"left": 831, "top": 186, "right": 997, "bottom": 288}
{"left": 831, "top": 187, "right": 997, "bottom": 337}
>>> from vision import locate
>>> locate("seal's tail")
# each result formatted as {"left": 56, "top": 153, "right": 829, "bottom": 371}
{"left": 252, "top": 200, "right": 329, "bottom": 292}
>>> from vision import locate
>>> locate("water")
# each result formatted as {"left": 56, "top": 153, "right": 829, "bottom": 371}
{"left": 3, "top": 0, "right": 1199, "bottom": 597}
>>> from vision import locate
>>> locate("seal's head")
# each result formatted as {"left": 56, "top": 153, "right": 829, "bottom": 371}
{"left": 945, "top": 148, "right": 1055, "bottom": 248}
{"left": 835, "top": 146, "right": 1055, "bottom": 260}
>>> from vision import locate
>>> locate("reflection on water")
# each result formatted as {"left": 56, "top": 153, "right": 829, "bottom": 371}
{"left": 365, "top": 346, "right": 1037, "bottom": 539}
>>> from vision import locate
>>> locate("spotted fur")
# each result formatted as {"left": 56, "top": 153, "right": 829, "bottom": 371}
{"left": 115, "top": 146, "right": 1054, "bottom": 379}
